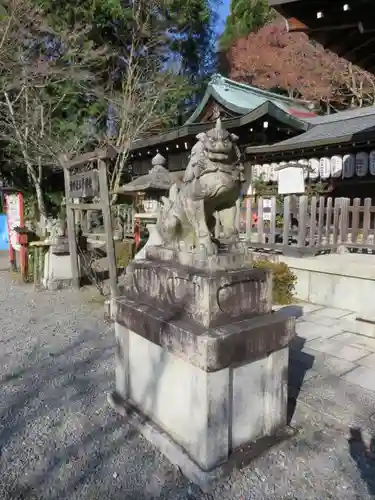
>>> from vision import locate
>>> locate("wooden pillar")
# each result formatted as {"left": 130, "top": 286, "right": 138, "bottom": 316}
{"left": 86, "top": 210, "right": 92, "bottom": 232}
{"left": 63, "top": 164, "right": 80, "bottom": 289}
{"left": 245, "top": 196, "right": 253, "bottom": 241}
{"left": 98, "top": 159, "right": 118, "bottom": 299}
{"left": 235, "top": 198, "right": 241, "bottom": 233}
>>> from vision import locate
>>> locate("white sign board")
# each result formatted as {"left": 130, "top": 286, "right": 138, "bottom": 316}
{"left": 277, "top": 165, "right": 305, "bottom": 195}
{"left": 262, "top": 198, "right": 272, "bottom": 221}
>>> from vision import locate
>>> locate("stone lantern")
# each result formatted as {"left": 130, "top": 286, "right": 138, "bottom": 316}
{"left": 115, "top": 153, "right": 172, "bottom": 259}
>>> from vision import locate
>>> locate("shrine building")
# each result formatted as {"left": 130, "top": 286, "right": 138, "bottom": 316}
{"left": 128, "top": 73, "right": 317, "bottom": 189}
{"left": 130, "top": 72, "right": 375, "bottom": 199}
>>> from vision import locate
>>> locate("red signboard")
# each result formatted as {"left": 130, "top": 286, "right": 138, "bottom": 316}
{"left": 4, "top": 192, "right": 26, "bottom": 274}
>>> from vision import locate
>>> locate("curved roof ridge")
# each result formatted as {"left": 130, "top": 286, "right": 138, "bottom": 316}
{"left": 209, "top": 74, "right": 315, "bottom": 109}
{"left": 184, "top": 73, "right": 316, "bottom": 125}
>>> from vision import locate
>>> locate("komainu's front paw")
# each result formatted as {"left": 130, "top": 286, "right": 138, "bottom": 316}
{"left": 199, "top": 238, "right": 218, "bottom": 256}
{"left": 226, "top": 235, "right": 244, "bottom": 252}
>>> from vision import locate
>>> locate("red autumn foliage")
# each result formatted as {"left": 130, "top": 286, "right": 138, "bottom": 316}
{"left": 227, "top": 20, "right": 375, "bottom": 110}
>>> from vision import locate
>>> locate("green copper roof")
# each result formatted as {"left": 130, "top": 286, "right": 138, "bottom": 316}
{"left": 185, "top": 74, "right": 316, "bottom": 125}
{"left": 124, "top": 100, "right": 309, "bottom": 152}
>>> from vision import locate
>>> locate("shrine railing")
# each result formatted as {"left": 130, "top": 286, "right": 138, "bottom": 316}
{"left": 113, "top": 204, "right": 135, "bottom": 237}
{"left": 71, "top": 194, "right": 375, "bottom": 256}
{"left": 236, "top": 195, "right": 375, "bottom": 256}
{"left": 73, "top": 204, "right": 135, "bottom": 238}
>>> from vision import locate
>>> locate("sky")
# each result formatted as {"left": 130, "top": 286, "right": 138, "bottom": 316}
{"left": 217, "top": 0, "right": 230, "bottom": 33}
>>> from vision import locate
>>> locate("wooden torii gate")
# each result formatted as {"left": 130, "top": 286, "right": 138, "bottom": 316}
{"left": 60, "top": 148, "right": 118, "bottom": 298}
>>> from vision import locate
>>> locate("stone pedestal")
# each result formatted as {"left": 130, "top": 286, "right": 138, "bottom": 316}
{"left": 109, "top": 246, "right": 299, "bottom": 490}
{"left": 133, "top": 223, "right": 162, "bottom": 261}
{"left": 43, "top": 248, "right": 82, "bottom": 290}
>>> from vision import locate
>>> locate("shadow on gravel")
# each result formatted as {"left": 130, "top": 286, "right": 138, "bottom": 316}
{"left": 0, "top": 324, "right": 197, "bottom": 500}
{"left": 287, "top": 335, "right": 315, "bottom": 424}
{"left": 348, "top": 428, "right": 375, "bottom": 497}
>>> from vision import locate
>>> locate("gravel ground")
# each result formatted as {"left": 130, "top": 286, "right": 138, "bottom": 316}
{"left": 0, "top": 251, "right": 9, "bottom": 271}
{"left": 0, "top": 270, "right": 375, "bottom": 500}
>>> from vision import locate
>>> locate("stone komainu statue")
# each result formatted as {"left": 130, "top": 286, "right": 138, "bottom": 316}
{"left": 156, "top": 118, "right": 245, "bottom": 255}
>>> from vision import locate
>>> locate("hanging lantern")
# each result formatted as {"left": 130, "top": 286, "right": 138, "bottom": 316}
{"left": 262, "top": 164, "right": 270, "bottom": 182}
{"left": 369, "top": 151, "right": 375, "bottom": 176}
{"left": 298, "top": 159, "right": 309, "bottom": 179}
{"left": 330, "top": 155, "right": 343, "bottom": 178}
{"left": 270, "top": 162, "right": 278, "bottom": 182}
{"left": 319, "top": 157, "right": 331, "bottom": 179}
{"left": 355, "top": 151, "right": 369, "bottom": 177}
{"left": 343, "top": 154, "right": 355, "bottom": 178}
{"left": 308, "top": 158, "right": 319, "bottom": 180}
{"left": 258, "top": 164, "right": 265, "bottom": 180}
{"left": 252, "top": 164, "right": 261, "bottom": 179}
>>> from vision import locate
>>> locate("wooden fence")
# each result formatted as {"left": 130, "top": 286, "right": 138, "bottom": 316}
{"left": 73, "top": 195, "right": 375, "bottom": 256}
{"left": 74, "top": 204, "right": 135, "bottom": 237}
{"left": 236, "top": 196, "right": 375, "bottom": 256}
{"left": 113, "top": 204, "right": 135, "bottom": 237}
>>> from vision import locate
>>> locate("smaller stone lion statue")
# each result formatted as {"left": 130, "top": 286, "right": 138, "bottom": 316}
{"left": 156, "top": 118, "right": 245, "bottom": 256}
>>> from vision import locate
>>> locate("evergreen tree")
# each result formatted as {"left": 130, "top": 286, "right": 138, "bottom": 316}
{"left": 35, "top": 0, "right": 216, "bottom": 90}
{"left": 0, "top": 0, "right": 218, "bottom": 212}
{"left": 34, "top": 0, "right": 217, "bottom": 120}
{"left": 220, "top": 0, "right": 272, "bottom": 50}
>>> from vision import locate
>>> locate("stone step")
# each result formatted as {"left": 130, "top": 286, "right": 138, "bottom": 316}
{"left": 355, "top": 315, "right": 375, "bottom": 339}
{"left": 295, "top": 374, "right": 375, "bottom": 439}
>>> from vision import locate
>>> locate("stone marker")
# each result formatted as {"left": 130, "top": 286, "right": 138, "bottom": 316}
{"left": 109, "top": 120, "right": 299, "bottom": 491}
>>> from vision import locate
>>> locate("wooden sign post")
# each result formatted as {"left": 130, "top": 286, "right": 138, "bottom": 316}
{"left": 61, "top": 149, "right": 118, "bottom": 298}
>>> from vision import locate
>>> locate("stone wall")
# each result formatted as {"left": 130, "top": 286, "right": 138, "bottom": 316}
{"left": 252, "top": 251, "right": 280, "bottom": 264}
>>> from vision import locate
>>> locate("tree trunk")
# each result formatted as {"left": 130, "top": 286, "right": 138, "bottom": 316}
{"left": 110, "top": 167, "right": 122, "bottom": 205}
{"left": 26, "top": 164, "right": 47, "bottom": 220}
{"left": 34, "top": 180, "right": 47, "bottom": 219}
{"left": 111, "top": 194, "right": 118, "bottom": 205}
{"left": 3, "top": 92, "right": 47, "bottom": 220}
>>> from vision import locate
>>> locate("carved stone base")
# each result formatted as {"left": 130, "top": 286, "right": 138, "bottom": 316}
{"left": 112, "top": 316, "right": 297, "bottom": 481}
{"left": 145, "top": 244, "right": 251, "bottom": 271}
{"left": 108, "top": 390, "right": 298, "bottom": 493}
{"left": 126, "top": 248, "right": 272, "bottom": 328}
{"left": 112, "top": 247, "right": 300, "bottom": 489}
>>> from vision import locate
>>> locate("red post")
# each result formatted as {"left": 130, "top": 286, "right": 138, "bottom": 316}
{"left": 4, "top": 192, "right": 27, "bottom": 276}
{"left": 134, "top": 218, "right": 141, "bottom": 251}
{"left": 4, "top": 195, "right": 16, "bottom": 271}
{"left": 18, "top": 193, "right": 28, "bottom": 280}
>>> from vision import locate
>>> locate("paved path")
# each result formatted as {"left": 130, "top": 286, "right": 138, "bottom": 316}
{"left": 292, "top": 304, "right": 375, "bottom": 431}
{"left": 0, "top": 270, "right": 375, "bottom": 499}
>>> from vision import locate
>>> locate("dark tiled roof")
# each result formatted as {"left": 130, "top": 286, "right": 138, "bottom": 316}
{"left": 305, "top": 106, "right": 375, "bottom": 124}
{"left": 245, "top": 105, "right": 375, "bottom": 155}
